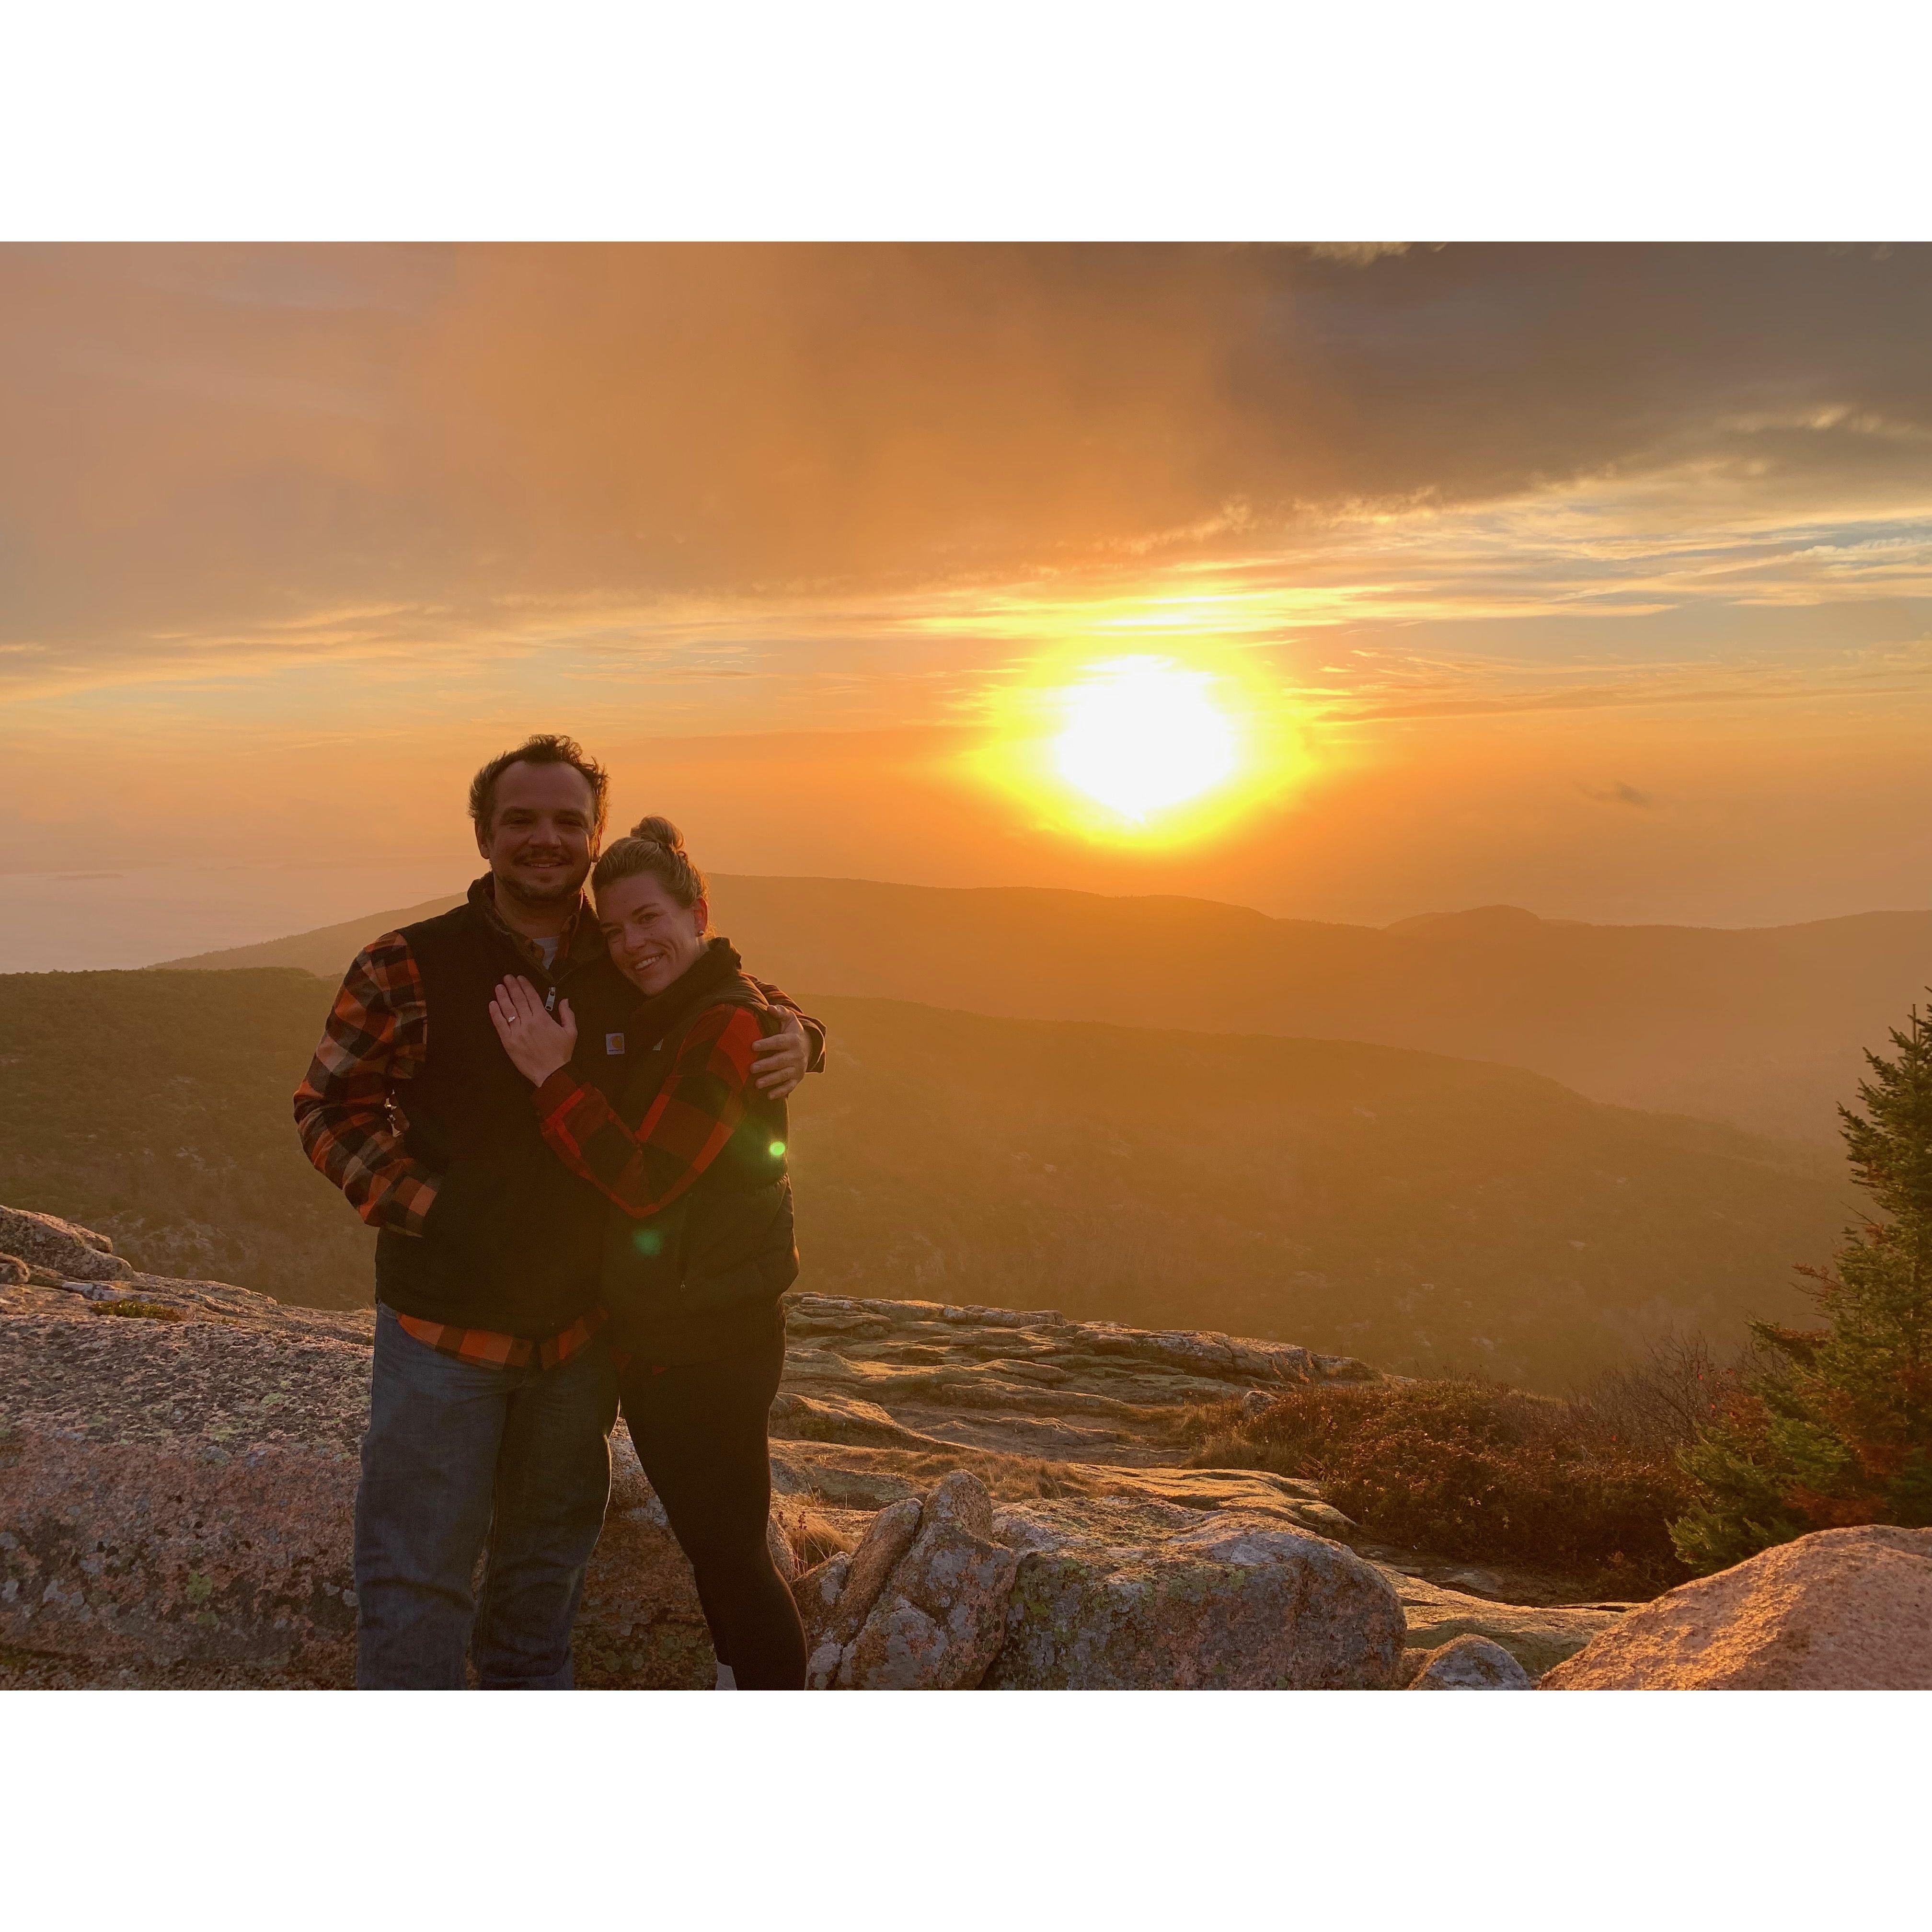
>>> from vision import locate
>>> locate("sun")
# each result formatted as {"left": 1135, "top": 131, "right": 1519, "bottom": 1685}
{"left": 1052, "top": 657, "right": 1238, "bottom": 822}
{"left": 957, "top": 639, "right": 1298, "bottom": 849}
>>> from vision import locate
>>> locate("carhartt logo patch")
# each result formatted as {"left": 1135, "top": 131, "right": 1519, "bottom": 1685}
{"left": 605, "top": 1033, "right": 625, "bottom": 1056}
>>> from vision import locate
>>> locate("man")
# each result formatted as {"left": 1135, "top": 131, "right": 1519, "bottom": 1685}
{"left": 295, "top": 734, "right": 820, "bottom": 1688}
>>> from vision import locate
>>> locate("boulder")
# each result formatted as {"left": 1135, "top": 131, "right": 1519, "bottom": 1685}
{"left": 0, "top": 1297, "right": 799, "bottom": 1689}
{"left": 1408, "top": 1633, "right": 1534, "bottom": 1689}
{"left": 1542, "top": 1526, "right": 1932, "bottom": 1690}
{"left": 0, "top": 1208, "right": 134, "bottom": 1283}
{"left": 794, "top": 1556, "right": 851, "bottom": 1674}
{"left": 984, "top": 1496, "right": 1405, "bottom": 1689}
{"left": 0, "top": 1314, "right": 368, "bottom": 1679}
{"left": 840, "top": 1472, "right": 1020, "bottom": 1689}
{"left": 1385, "top": 1569, "right": 1629, "bottom": 1677}
{"left": 798, "top": 1495, "right": 923, "bottom": 1687}
{"left": 0, "top": 1254, "right": 30, "bottom": 1285}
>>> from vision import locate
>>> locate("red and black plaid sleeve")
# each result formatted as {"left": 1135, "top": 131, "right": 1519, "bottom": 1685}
{"left": 750, "top": 978, "right": 828, "bottom": 1072}
{"left": 532, "top": 1003, "right": 765, "bottom": 1219}
{"left": 292, "top": 932, "right": 439, "bottom": 1235}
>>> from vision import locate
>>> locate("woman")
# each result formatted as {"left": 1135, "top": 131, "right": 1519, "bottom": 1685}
{"left": 487, "top": 816, "right": 811, "bottom": 1690}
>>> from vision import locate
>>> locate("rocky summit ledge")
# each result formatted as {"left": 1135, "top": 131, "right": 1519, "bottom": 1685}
{"left": 2, "top": 1204, "right": 1622, "bottom": 1689}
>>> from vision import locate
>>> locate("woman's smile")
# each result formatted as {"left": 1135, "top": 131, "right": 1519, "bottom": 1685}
{"left": 622, "top": 942, "right": 676, "bottom": 987}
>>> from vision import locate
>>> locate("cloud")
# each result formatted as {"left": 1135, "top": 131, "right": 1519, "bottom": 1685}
{"left": 1302, "top": 243, "right": 1415, "bottom": 265}
{"left": 3, "top": 243, "right": 1930, "bottom": 681}
{"left": 1580, "top": 781, "right": 1656, "bottom": 808}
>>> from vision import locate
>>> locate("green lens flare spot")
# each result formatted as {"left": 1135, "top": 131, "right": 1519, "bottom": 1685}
{"left": 632, "top": 1229, "right": 663, "bottom": 1256}
{"left": 769, "top": 1141, "right": 786, "bottom": 1158}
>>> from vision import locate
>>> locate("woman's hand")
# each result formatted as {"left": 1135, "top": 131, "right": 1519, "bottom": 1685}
{"left": 489, "top": 977, "right": 578, "bottom": 1085}
{"left": 751, "top": 1012, "right": 810, "bottom": 1099}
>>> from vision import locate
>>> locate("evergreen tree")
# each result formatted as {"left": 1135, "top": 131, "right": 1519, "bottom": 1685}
{"left": 1671, "top": 1006, "right": 1932, "bottom": 1572}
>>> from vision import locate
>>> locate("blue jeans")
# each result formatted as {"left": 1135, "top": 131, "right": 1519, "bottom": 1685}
{"left": 353, "top": 1304, "right": 619, "bottom": 1689}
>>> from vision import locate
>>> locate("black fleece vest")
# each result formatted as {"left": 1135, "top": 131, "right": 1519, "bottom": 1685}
{"left": 374, "top": 898, "right": 611, "bottom": 1336}
{"left": 598, "top": 947, "right": 799, "bottom": 1366}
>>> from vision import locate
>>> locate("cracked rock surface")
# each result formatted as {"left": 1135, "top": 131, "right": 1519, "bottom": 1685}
{"left": 1, "top": 1207, "right": 1622, "bottom": 1688}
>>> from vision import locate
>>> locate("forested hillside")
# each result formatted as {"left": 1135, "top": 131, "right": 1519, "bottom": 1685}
{"left": 0, "top": 969, "right": 370, "bottom": 1305}
{"left": 0, "top": 970, "right": 1848, "bottom": 1387}
{"left": 162, "top": 877, "right": 1932, "bottom": 1142}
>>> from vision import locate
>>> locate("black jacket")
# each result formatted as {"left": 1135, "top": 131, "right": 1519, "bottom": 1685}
{"left": 594, "top": 940, "right": 800, "bottom": 1367}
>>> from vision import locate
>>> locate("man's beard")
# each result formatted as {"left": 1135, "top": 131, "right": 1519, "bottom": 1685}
{"left": 498, "top": 859, "right": 589, "bottom": 907}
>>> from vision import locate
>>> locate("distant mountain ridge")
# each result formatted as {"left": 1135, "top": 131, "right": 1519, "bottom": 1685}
{"left": 157, "top": 875, "right": 1932, "bottom": 1141}
{"left": 2, "top": 966, "right": 1842, "bottom": 1389}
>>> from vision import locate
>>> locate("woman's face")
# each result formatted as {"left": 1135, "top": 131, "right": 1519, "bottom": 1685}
{"left": 596, "top": 872, "right": 709, "bottom": 996}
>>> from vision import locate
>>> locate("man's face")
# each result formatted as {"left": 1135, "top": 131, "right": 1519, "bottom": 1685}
{"left": 478, "top": 760, "right": 598, "bottom": 906}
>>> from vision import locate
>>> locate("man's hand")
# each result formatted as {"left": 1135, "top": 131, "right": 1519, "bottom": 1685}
{"left": 751, "top": 1011, "right": 810, "bottom": 1099}
{"left": 488, "top": 977, "right": 577, "bottom": 1086}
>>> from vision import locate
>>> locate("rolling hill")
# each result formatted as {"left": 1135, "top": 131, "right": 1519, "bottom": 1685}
{"left": 0, "top": 968, "right": 1852, "bottom": 1389}
{"left": 159, "top": 876, "right": 1932, "bottom": 1143}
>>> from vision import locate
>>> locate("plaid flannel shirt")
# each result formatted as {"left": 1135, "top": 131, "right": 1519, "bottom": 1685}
{"left": 293, "top": 926, "right": 447, "bottom": 1241}
{"left": 529, "top": 1002, "right": 769, "bottom": 1219}
{"left": 294, "top": 881, "right": 816, "bottom": 1370}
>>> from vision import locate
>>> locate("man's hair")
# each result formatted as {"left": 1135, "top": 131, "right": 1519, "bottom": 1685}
{"left": 468, "top": 734, "right": 610, "bottom": 841}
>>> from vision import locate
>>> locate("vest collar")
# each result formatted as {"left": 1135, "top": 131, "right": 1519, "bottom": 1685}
{"left": 467, "top": 873, "right": 602, "bottom": 978}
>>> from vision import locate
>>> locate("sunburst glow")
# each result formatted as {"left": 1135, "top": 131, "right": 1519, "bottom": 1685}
{"left": 958, "top": 642, "right": 1297, "bottom": 850}
{"left": 1053, "top": 658, "right": 1237, "bottom": 821}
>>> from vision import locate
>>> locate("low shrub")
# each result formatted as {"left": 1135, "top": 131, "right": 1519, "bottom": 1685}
{"left": 1186, "top": 1377, "right": 1695, "bottom": 1596}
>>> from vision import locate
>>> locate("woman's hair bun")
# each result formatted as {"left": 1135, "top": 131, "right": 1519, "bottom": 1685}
{"left": 594, "top": 812, "right": 705, "bottom": 908}
{"left": 629, "top": 814, "right": 684, "bottom": 849}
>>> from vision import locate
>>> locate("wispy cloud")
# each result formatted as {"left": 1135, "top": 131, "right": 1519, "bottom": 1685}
{"left": 9, "top": 467, "right": 1932, "bottom": 745}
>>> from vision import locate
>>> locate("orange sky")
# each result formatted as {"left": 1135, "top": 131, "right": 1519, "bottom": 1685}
{"left": 4, "top": 242, "right": 1932, "bottom": 964}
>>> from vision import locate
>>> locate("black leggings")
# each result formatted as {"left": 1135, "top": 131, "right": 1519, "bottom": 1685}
{"left": 619, "top": 1327, "right": 807, "bottom": 1690}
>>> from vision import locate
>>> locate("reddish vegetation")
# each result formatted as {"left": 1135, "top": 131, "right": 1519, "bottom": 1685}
{"left": 1188, "top": 1378, "right": 1695, "bottom": 1597}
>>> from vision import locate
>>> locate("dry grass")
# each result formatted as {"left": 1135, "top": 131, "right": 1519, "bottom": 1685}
{"left": 770, "top": 1493, "right": 856, "bottom": 1571}
{"left": 987, "top": 1457, "right": 1095, "bottom": 1501}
